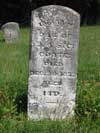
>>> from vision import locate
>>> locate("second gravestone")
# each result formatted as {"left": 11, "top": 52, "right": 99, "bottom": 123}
{"left": 28, "top": 5, "right": 80, "bottom": 120}
{"left": 1, "top": 22, "right": 20, "bottom": 43}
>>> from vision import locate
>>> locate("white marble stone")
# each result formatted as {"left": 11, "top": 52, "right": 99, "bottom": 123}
{"left": 28, "top": 5, "right": 80, "bottom": 120}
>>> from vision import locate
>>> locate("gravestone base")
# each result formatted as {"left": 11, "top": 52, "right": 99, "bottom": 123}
{"left": 28, "top": 75, "right": 76, "bottom": 120}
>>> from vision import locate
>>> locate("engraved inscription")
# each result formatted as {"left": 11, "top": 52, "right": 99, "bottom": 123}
{"left": 43, "top": 91, "right": 60, "bottom": 96}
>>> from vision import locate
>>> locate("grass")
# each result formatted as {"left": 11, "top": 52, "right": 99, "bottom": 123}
{"left": 0, "top": 26, "right": 100, "bottom": 132}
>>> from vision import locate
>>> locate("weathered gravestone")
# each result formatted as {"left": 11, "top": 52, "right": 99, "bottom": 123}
{"left": 1, "top": 22, "right": 20, "bottom": 43}
{"left": 28, "top": 5, "right": 80, "bottom": 120}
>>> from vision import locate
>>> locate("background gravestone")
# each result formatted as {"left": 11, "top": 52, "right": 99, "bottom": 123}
{"left": 28, "top": 5, "right": 80, "bottom": 120}
{"left": 1, "top": 22, "right": 20, "bottom": 43}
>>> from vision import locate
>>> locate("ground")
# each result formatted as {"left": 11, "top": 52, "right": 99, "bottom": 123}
{"left": 0, "top": 26, "right": 100, "bottom": 133}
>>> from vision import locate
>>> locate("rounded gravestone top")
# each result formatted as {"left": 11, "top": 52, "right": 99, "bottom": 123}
{"left": 1, "top": 22, "right": 19, "bottom": 28}
{"left": 34, "top": 5, "right": 80, "bottom": 15}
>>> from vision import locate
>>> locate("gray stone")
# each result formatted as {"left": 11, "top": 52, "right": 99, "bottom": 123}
{"left": 1, "top": 22, "right": 20, "bottom": 43}
{"left": 28, "top": 5, "right": 80, "bottom": 120}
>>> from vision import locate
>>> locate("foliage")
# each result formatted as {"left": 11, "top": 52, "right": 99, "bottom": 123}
{"left": 0, "top": 26, "right": 100, "bottom": 132}
{"left": 0, "top": 0, "right": 30, "bottom": 25}
{"left": 0, "top": 90, "right": 16, "bottom": 119}
{"left": 0, "top": 28, "right": 29, "bottom": 116}
{"left": 0, "top": 118, "right": 100, "bottom": 133}
{"left": 0, "top": 0, "right": 100, "bottom": 25}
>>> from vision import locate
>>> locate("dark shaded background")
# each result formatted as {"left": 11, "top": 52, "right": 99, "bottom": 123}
{"left": 0, "top": 0, "right": 100, "bottom": 26}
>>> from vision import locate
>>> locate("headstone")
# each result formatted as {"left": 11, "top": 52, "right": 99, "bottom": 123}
{"left": 1, "top": 22, "right": 20, "bottom": 43}
{"left": 28, "top": 5, "right": 80, "bottom": 120}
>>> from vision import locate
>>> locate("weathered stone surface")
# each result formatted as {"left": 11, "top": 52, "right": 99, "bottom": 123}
{"left": 28, "top": 5, "right": 80, "bottom": 120}
{"left": 1, "top": 22, "right": 20, "bottom": 43}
